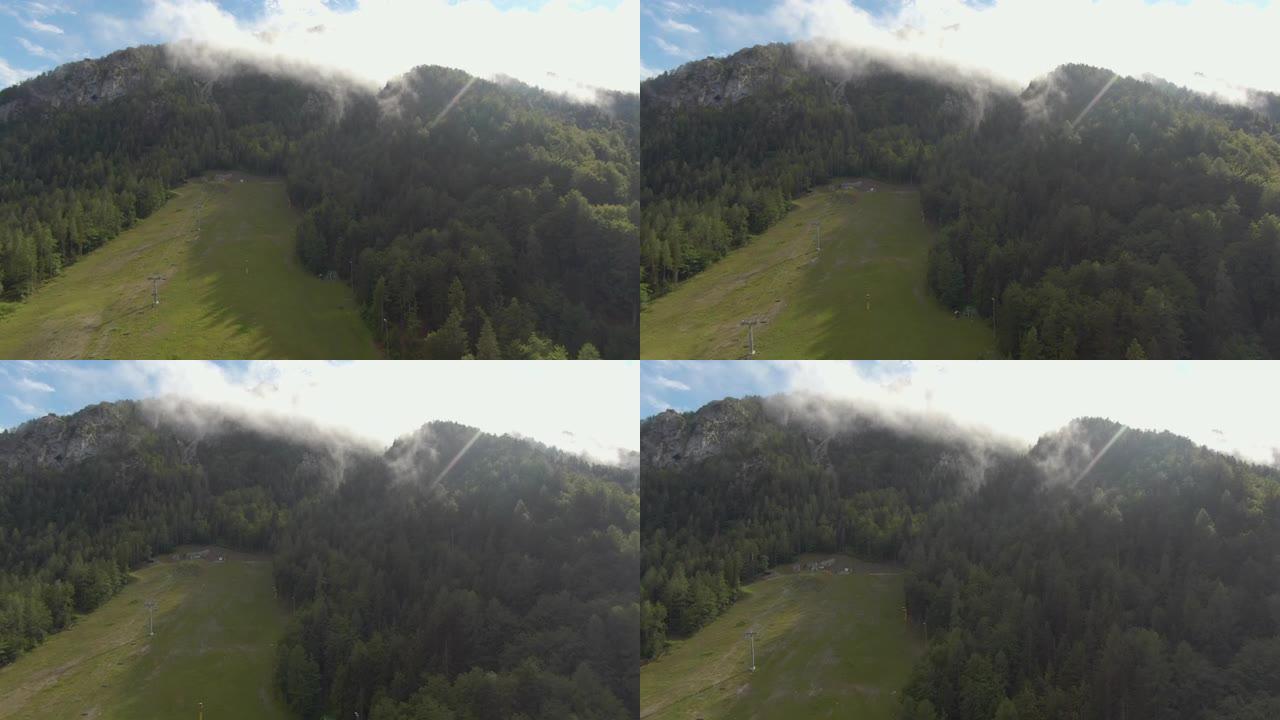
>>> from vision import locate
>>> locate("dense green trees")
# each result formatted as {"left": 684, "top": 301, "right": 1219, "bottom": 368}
{"left": 0, "top": 45, "right": 638, "bottom": 357}
{"left": 641, "top": 44, "right": 969, "bottom": 301}
{"left": 641, "top": 397, "right": 980, "bottom": 651}
{"left": 270, "top": 423, "right": 639, "bottom": 719}
{"left": 0, "top": 402, "right": 637, "bottom": 719}
{"left": 899, "top": 418, "right": 1280, "bottom": 719}
{"left": 643, "top": 43, "right": 1280, "bottom": 357}
{"left": 641, "top": 397, "right": 1280, "bottom": 718}
{"left": 921, "top": 65, "right": 1280, "bottom": 358}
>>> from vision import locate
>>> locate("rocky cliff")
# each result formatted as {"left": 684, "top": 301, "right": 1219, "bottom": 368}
{"left": 0, "top": 45, "right": 178, "bottom": 122}
{"left": 642, "top": 398, "right": 748, "bottom": 469}
{"left": 0, "top": 400, "right": 157, "bottom": 471}
{"left": 641, "top": 43, "right": 800, "bottom": 111}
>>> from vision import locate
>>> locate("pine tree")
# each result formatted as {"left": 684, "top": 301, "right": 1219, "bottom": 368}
{"left": 475, "top": 318, "right": 501, "bottom": 359}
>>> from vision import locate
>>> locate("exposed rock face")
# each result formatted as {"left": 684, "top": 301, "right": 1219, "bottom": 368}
{"left": 0, "top": 398, "right": 350, "bottom": 478}
{"left": 641, "top": 43, "right": 798, "bottom": 111}
{"left": 641, "top": 397, "right": 765, "bottom": 469}
{"left": 0, "top": 401, "right": 150, "bottom": 472}
{"left": 0, "top": 46, "right": 174, "bottom": 122}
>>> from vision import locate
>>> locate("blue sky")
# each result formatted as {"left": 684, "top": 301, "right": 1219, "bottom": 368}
{"left": 641, "top": 0, "right": 900, "bottom": 76}
{"left": 641, "top": 360, "right": 1280, "bottom": 466}
{"left": 640, "top": 0, "right": 1279, "bottom": 99}
{"left": 0, "top": 0, "right": 248, "bottom": 84}
{"left": 0, "top": 361, "right": 639, "bottom": 461}
{"left": 0, "top": 0, "right": 638, "bottom": 94}
{"left": 0, "top": 360, "right": 151, "bottom": 424}
{"left": 641, "top": 360, "right": 899, "bottom": 416}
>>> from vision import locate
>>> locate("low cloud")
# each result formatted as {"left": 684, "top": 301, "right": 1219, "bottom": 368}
{"left": 26, "top": 361, "right": 638, "bottom": 466}
{"left": 778, "top": 361, "right": 1280, "bottom": 467}
{"left": 131, "top": 0, "right": 638, "bottom": 99}
{"left": 660, "top": 0, "right": 1280, "bottom": 103}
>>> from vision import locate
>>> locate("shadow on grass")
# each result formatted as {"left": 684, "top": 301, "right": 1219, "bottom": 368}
{"left": 184, "top": 175, "right": 379, "bottom": 359}
{"left": 641, "top": 668, "right": 753, "bottom": 720}
{"left": 785, "top": 181, "right": 994, "bottom": 359}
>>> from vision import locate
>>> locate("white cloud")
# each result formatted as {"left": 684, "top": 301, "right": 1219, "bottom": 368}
{"left": 658, "top": 0, "right": 700, "bottom": 15}
{"left": 652, "top": 375, "right": 691, "bottom": 391}
{"left": 15, "top": 376, "right": 54, "bottom": 392}
{"left": 87, "top": 12, "right": 133, "bottom": 47}
{"left": 653, "top": 35, "right": 687, "bottom": 57}
{"left": 696, "top": 0, "right": 1280, "bottom": 102}
{"left": 131, "top": 0, "right": 638, "bottom": 97}
{"left": 41, "top": 361, "right": 638, "bottom": 465}
{"left": 20, "top": 16, "right": 62, "bottom": 34}
{"left": 8, "top": 395, "right": 39, "bottom": 414}
{"left": 22, "top": 1, "right": 76, "bottom": 17}
{"left": 0, "top": 56, "right": 35, "bottom": 86}
{"left": 775, "top": 361, "right": 1280, "bottom": 467}
{"left": 15, "top": 36, "right": 57, "bottom": 60}
{"left": 642, "top": 391, "right": 673, "bottom": 414}
{"left": 661, "top": 18, "right": 699, "bottom": 33}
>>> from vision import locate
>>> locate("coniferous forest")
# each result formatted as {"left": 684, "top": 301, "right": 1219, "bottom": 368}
{"left": 642, "top": 43, "right": 1280, "bottom": 358}
{"left": 0, "top": 44, "right": 638, "bottom": 359}
{"left": 0, "top": 400, "right": 638, "bottom": 719}
{"left": 641, "top": 396, "right": 1280, "bottom": 719}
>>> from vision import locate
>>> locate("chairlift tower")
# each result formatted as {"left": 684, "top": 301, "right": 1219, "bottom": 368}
{"left": 745, "top": 630, "right": 758, "bottom": 672}
{"left": 740, "top": 318, "right": 767, "bottom": 357}
{"left": 148, "top": 275, "right": 165, "bottom": 306}
{"left": 145, "top": 599, "right": 158, "bottom": 636}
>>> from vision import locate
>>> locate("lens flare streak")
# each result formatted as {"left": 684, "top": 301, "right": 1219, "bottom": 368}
{"left": 428, "top": 76, "right": 478, "bottom": 131}
{"left": 1071, "top": 73, "right": 1119, "bottom": 129}
{"left": 1076, "top": 425, "right": 1128, "bottom": 484}
{"left": 434, "top": 427, "right": 484, "bottom": 487}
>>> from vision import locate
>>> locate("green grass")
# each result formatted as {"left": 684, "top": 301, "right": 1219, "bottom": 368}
{"left": 640, "top": 554, "right": 923, "bottom": 720}
{"left": 0, "top": 549, "right": 291, "bottom": 720}
{"left": 0, "top": 173, "right": 379, "bottom": 359}
{"left": 641, "top": 179, "right": 996, "bottom": 359}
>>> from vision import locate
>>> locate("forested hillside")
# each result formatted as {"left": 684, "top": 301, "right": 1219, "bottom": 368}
{"left": 0, "top": 401, "right": 638, "bottom": 719}
{"left": 640, "top": 396, "right": 1280, "bottom": 719}
{"left": 641, "top": 42, "right": 1280, "bottom": 358}
{"left": 0, "top": 44, "right": 638, "bottom": 358}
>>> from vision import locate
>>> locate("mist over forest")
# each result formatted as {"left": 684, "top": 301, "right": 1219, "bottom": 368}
{"left": 0, "top": 398, "right": 639, "bottom": 719}
{"left": 641, "top": 40, "right": 1280, "bottom": 358}
{"left": 641, "top": 393, "right": 1280, "bottom": 719}
{"left": 0, "top": 42, "right": 639, "bottom": 358}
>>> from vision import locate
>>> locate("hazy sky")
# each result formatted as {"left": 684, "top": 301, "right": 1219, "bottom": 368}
{"left": 0, "top": 361, "right": 639, "bottom": 464}
{"left": 0, "top": 0, "right": 639, "bottom": 96}
{"left": 642, "top": 0, "right": 1278, "bottom": 102}
{"left": 642, "top": 360, "right": 1280, "bottom": 467}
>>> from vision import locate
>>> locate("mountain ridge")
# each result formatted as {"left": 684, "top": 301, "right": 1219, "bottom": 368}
{"left": 0, "top": 42, "right": 639, "bottom": 125}
{"left": 641, "top": 394, "right": 1280, "bottom": 488}
{"left": 643, "top": 39, "right": 1280, "bottom": 124}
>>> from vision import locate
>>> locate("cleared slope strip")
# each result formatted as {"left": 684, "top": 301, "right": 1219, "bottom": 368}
{"left": 0, "top": 549, "right": 290, "bottom": 720}
{"left": 641, "top": 554, "right": 923, "bottom": 720}
{"left": 0, "top": 173, "right": 379, "bottom": 359}
{"left": 641, "top": 180, "right": 994, "bottom": 359}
